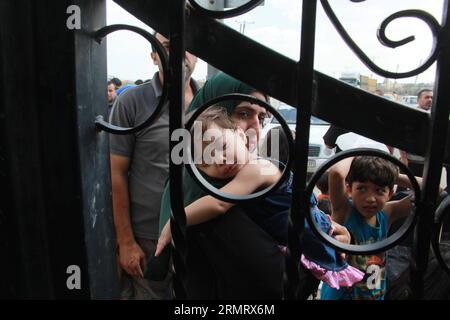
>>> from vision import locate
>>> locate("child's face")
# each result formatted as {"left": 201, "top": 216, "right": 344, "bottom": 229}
{"left": 200, "top": 124, "right": 249, "bottom": 179}
{"left": 347, "top": 181, "right": 393, "bottom": 219}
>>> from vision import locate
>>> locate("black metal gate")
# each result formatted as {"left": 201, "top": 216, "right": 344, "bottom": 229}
{"left": 1, "top": 0, "right": 449, "bottom": 299}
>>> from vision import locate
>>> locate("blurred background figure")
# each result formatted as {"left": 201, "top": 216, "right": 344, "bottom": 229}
{"left": 107, "top": 80, "right": 118, "bottom": 108}
{"left": 110, "top": 77, "right": 122, "bottom": 89}
{"left": 116, "top": 84, "right": 136, "bottom": 96}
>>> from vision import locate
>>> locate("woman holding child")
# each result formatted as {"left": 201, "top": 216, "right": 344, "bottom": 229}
{"left": 153, "top": 72, "right": 353, "bottom": 299}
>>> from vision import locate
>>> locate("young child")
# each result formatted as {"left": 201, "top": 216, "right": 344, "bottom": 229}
{"left": 156, "top": 106, "right": 286, "bottom": 255}
{"left": 261, "top": 127, "right": 364, "bottom": 292}
{"left": 321, "top": 156, "right": 418, "bottom": 300}
{"left": 155, "top": 116, "right": 363, "bottom": 293}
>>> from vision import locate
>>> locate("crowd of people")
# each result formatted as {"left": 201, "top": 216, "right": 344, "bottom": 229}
{"left": 106, "top": 31, "right": 450, "bottom": 300}
{"left": 107, "top": 77, "right": 150, "bottom": 110}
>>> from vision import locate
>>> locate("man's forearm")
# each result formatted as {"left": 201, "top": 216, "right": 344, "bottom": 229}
{"left": 111, "top": 173, "right": 134, "bottom": 245}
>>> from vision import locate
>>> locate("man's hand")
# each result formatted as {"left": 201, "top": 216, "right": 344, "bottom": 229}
{"left": 118, "top": 241, "right": 146, "bottom": 278}
{"left": 155, "top": 221, "right": 172, "bottom": 257}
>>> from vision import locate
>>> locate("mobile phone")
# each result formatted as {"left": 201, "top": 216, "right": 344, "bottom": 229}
{"left": 144, "top": 245, "right": 172, "bottom": 281}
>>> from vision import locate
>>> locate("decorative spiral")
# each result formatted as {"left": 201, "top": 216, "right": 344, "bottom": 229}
{"left": 432, "top": 195, "right": 450, "bottom": 276}
{"left": 187, "top": 0, "right": 263, "bottom": 19}
{"left": 320, "top": 0, "right": 442, "bottom": 79}
{"left": 184, "top": 93, "right": 294, "bottom": 203}
{"left": 93, "top": 25, "right": 169, "bottom": 134}
{"left": 305, "top": 148, "right": 421, "bottom": 255}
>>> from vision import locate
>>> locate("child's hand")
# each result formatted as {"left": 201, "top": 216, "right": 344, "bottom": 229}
{"left": 155, "top": 221, "right": 172, "bottom": 257}
{"left": 330, "top": 220, "right": 351, "bottom": 260}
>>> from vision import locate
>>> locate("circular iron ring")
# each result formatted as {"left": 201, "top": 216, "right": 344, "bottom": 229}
{"left": 93, "top": 24, "right": 169, "bottom": 134}
{"left": 432, "top": 195, "right": 450, "bottom": 276}
{"left": 305, "top": 148, "right": 421, "bottom": 255}
{"left": 188, "top": 0, "right": 264, "bottom": 19}
{"left": 184, "top": 93, "right": 294, "bottom": 203}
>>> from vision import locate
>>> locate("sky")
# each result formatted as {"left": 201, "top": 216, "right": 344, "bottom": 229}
{"left": 106, "top": 0, "right": 444, "bottom": 84}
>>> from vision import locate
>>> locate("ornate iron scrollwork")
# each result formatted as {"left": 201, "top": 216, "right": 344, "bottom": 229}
{"left": 320, "top": 0, "right": 442, "bottom": 79}
{"left": 305, "top": 148, "right": 421, "bottom": 255}
{"left": 187, "top": 0, "right": 264, "bottom": 19}
{"left": 184, "top": 93, "right": 294, "bottom": 203}
{"left": 432, "top": 195, "right": 450, "bottom": 276}
{"left": 93, "top": 24, "right": 169, "bottom": 134}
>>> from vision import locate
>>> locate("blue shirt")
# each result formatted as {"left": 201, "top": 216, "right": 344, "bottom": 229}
{"left": 243, "top": 172, "right": 293, "bottom": 246}
{"left": 321, "top": 205, "right": 388, "bottom": 300}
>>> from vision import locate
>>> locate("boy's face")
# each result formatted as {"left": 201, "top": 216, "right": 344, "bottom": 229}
{"left": 347, "top": 181, "right": 393, "bottom": 219}
{"left": 200, "top": 124, "right": 249, "bottom": 179}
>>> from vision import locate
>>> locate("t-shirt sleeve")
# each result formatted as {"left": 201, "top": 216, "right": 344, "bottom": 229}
{"left": 109, "top": 98, "right": 136, "bottom": 157}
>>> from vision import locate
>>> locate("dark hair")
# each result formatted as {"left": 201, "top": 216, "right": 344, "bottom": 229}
{"left": 135, "top": 79, "right": 144, "bottom": 85}
{"left": 417, "top": 89, "right": 432, "bottom": 99}
{"left": 110, "top": 77, "right": 122, "bottom": 88}
{"left": 260, "top": 126, "right": 292, "bottom": 167}
{"left": 316, "top": 171, "right": 329, "bottom": 195}
{"left": 346, "top": 156, "right": 398, "bottom": 189}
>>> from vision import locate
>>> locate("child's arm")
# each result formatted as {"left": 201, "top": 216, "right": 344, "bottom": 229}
{"left": 399, "top": 150, "right": 409, "bottom": 166}
{"left": 328, "top": 157, "right": 353, "bottom": 224}
{"left": 185, "top": 159, "right": 280, "bottom": 225}
{"left": 384, "top": 195, "right": 414, "bottom": 226}
{"left": 385, "top": 173, "right": 422, "bottom": 224}
{"left": 396, "top": 173, "right": 422, "bottom": 190}
{"left": 155, "top": 160, "right": 280, "bottom": 256}
{"left": 156, "top": 220, "right": 172, "bottom": 256}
